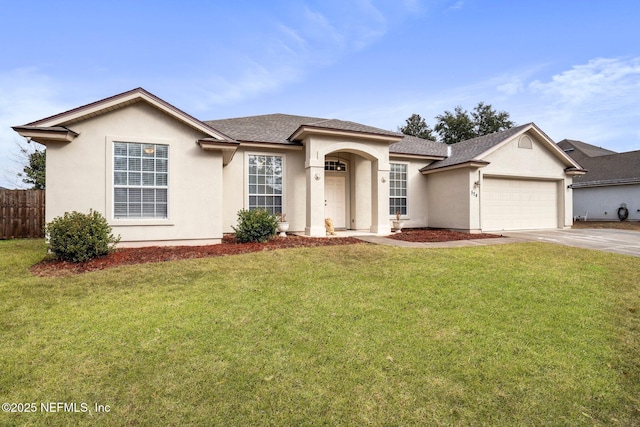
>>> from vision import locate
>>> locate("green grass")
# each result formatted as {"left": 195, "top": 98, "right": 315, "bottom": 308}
{"left": 1, "top": 239, "right": 639, "bottom": 426}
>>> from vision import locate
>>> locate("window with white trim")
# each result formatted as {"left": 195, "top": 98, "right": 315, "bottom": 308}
{"left": 114, "top": 142, "right": 168, "bottom": 219}
{"left": 389, "top": 163, "right": 407, "bottom": 216}
{"left": 248, "top": 154, "right": 283, "bottom": 215}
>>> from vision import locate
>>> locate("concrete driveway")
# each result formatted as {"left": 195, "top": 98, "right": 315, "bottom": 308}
{"left": 503, "top": 228, "right": 640, "bottom": 257}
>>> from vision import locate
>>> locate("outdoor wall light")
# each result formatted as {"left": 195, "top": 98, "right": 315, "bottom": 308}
{"left": 314, "top": 173, "right": 320, "bottom": 181}
{"left": 381, "top": 176, "right": 387, "bottom": 183}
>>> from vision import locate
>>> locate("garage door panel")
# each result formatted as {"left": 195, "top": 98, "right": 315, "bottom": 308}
{"left": 482, "top": 178, "right": 558, "bottom": 231}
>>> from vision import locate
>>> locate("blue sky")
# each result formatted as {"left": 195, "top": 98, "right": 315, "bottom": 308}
{"left": 2, "top": 0, "right": 639, "bottom": 188}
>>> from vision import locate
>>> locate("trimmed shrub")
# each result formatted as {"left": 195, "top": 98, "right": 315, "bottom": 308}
{"left": 232, "top": 209, "right": 278, "bottom": 243}
{"left": 46, "top": 210, "right": 120, "bottom": 262}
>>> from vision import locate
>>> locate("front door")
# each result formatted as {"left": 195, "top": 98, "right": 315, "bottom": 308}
{"left": 325, "top": 175, "right": 346, "bottom": 228}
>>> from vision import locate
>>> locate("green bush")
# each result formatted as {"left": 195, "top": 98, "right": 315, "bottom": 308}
{"left": 232, "top": 209, "right": 278, "bottom": 243}
{"left": 46, "top": 210, "right": 120, "bottom": 262}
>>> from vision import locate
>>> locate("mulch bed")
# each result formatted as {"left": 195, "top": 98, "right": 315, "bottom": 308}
{"left": 388, "top": 228, "right": 502, "bottom": 242}
{"left": 30, "top": 229, "right": 503, "bottom": 276}
{"left": 30, "top": 235, "right": 361, "bottom": 277}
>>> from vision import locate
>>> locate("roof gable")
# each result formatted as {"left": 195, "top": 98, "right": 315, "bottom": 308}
{"left": 21, "top": 88, "right": 232, "bottom": 141}
{"left": 421, "top": 123, "right": 583, "bottom": 173}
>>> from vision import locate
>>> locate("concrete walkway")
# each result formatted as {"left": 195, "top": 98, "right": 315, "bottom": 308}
{"left": 353, "top": 229, "right": 640, "bottom": 257}
{"left": 502, "top": 229, "right": 640, "bottom": 257}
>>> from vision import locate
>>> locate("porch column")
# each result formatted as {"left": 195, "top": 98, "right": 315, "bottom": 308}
{"left": 305, "top": 165, "right": 326, "bottom": 237}
{"left": 370, "top": 160, "right": 392, "bottom": 234}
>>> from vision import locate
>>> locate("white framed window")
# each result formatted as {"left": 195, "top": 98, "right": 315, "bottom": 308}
{"left": 248, "top": 154, "right": 283, "bottom": 215}
{"left": 113, "top": 142, "right": 168, "bottom": 219}
{"left": 389, "top": 163, "right": 407, "bottom": 216}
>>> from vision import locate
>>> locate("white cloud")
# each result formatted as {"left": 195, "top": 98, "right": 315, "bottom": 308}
{"left": 529, "top": 57, "right": 640, "bottom": 105}
{"left": 524, "top": 57, "right": 640, "bottom": 150}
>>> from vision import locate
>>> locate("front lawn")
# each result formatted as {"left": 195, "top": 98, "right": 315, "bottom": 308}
{"left": 1, "top": 239, "right": 639, "bottom": 425}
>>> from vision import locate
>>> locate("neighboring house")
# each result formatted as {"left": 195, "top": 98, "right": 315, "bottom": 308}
{"left": 558, "top": 139, "right": 640, "bottom": 221}
{"left": 12, "top": 88, "right": 584, "bottom": 246}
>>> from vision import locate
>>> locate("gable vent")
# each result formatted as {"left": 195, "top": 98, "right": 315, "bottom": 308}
{"left": 518, "top": 135, "right": 533, "bottom": 149}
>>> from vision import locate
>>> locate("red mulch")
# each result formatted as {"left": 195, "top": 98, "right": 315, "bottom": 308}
{"left": 30, "top": 235, "right": 361, "bottom": 277}
{"left": 30, "top": 229, "right": 504, "bottom": 276}
{"left": 388, "top": 228, "right": 502, "bottom": 242}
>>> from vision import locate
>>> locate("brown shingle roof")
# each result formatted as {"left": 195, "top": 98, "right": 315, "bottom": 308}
{"left": 421, "top": 123, "right": 532, "bottom": 171}
{"left": 558, "top": 139, "right": 640, "bottom": 187}
{"left": 205, "top": 113, "right": 401, "bottom": 144}
{"left": 389, "top": 135, "right": 448, "bottom": 157}
{"left": 558, "top": 139, "right": 617, "bottom": 158}
{"left": 205, "top": 114, "right": 316, "bottom": 145}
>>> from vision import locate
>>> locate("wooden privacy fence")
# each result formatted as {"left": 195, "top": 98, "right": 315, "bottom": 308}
{"left": 0, "top": 190, "right": 45, "bottom": 239}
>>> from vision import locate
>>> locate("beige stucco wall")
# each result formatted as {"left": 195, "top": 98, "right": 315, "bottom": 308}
{"left": 405, "top": 159, "right": 431, "bottom": 228}
{"left": 351, "top": 155, "right": 371, "bottom": 230}
{"left": 222, "top": 146, "right": 306, "bottom": 233}
{"left": 425, "top": 168, "right": 473, "bottom": 231}
{"left": 480, "top": 132, "right": 573, "bottom": 228}
{"left": 45, "top": 102, "right": 224, "bottom": 246}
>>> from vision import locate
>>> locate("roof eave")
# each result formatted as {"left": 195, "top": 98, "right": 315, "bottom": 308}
{"left": 12, "top": 125, "right": 79, "bottom": 145}
{"left": 197, "top": 139, "right": 240, "bottom": 165}
{"left": 571, "top": 177, "right": 640, "bottom": 188}
{"left": 390, "top": 153, "right": 446, "bottom": 161}
{"left": 237, "top": 141, "right": 304, "bottom": 150}
{"left": 289, "top": 125, "right": 403, "bottom": 143}
{"left": 420, "top": 160, "right": 490, "bottom": 175}
{"left": 565, "top": 167, "right": 588, "bottom": 176}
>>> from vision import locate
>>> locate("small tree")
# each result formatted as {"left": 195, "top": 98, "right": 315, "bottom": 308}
{"left": 19, "top": 148, "right": 46, "bottom": 189}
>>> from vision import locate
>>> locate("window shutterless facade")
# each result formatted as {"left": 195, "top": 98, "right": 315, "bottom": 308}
{"left": 248, "top": 154, "right": 283, "bottom": 215}
{"left": 389, "top": 163, "right": 407, "bottom": 216}
{"left": 113, "top": 142, "right": 168, "bottom": 219}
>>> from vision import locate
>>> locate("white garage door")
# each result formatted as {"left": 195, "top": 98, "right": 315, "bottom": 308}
{"left": 482, "top": 178, "right": 559, "bottom": 231}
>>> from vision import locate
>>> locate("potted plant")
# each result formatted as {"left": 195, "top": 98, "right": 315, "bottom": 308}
{"left": 276, "top": 213, "right": 290, "bottom": 237}
{"left": 392, "top": 211, "right": 403, "bottom": 233}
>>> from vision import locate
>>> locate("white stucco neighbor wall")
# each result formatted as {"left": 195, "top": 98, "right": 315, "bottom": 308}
{"left": 573, "top": 185, "right": 640, "bottom": 221}
{"left": 45, "top": 102, "right": 225, "bottom": 246}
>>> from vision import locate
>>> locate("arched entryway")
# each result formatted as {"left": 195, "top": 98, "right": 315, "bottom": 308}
{"left": 304, "top": 140, "right": 392, "bottom": 237}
